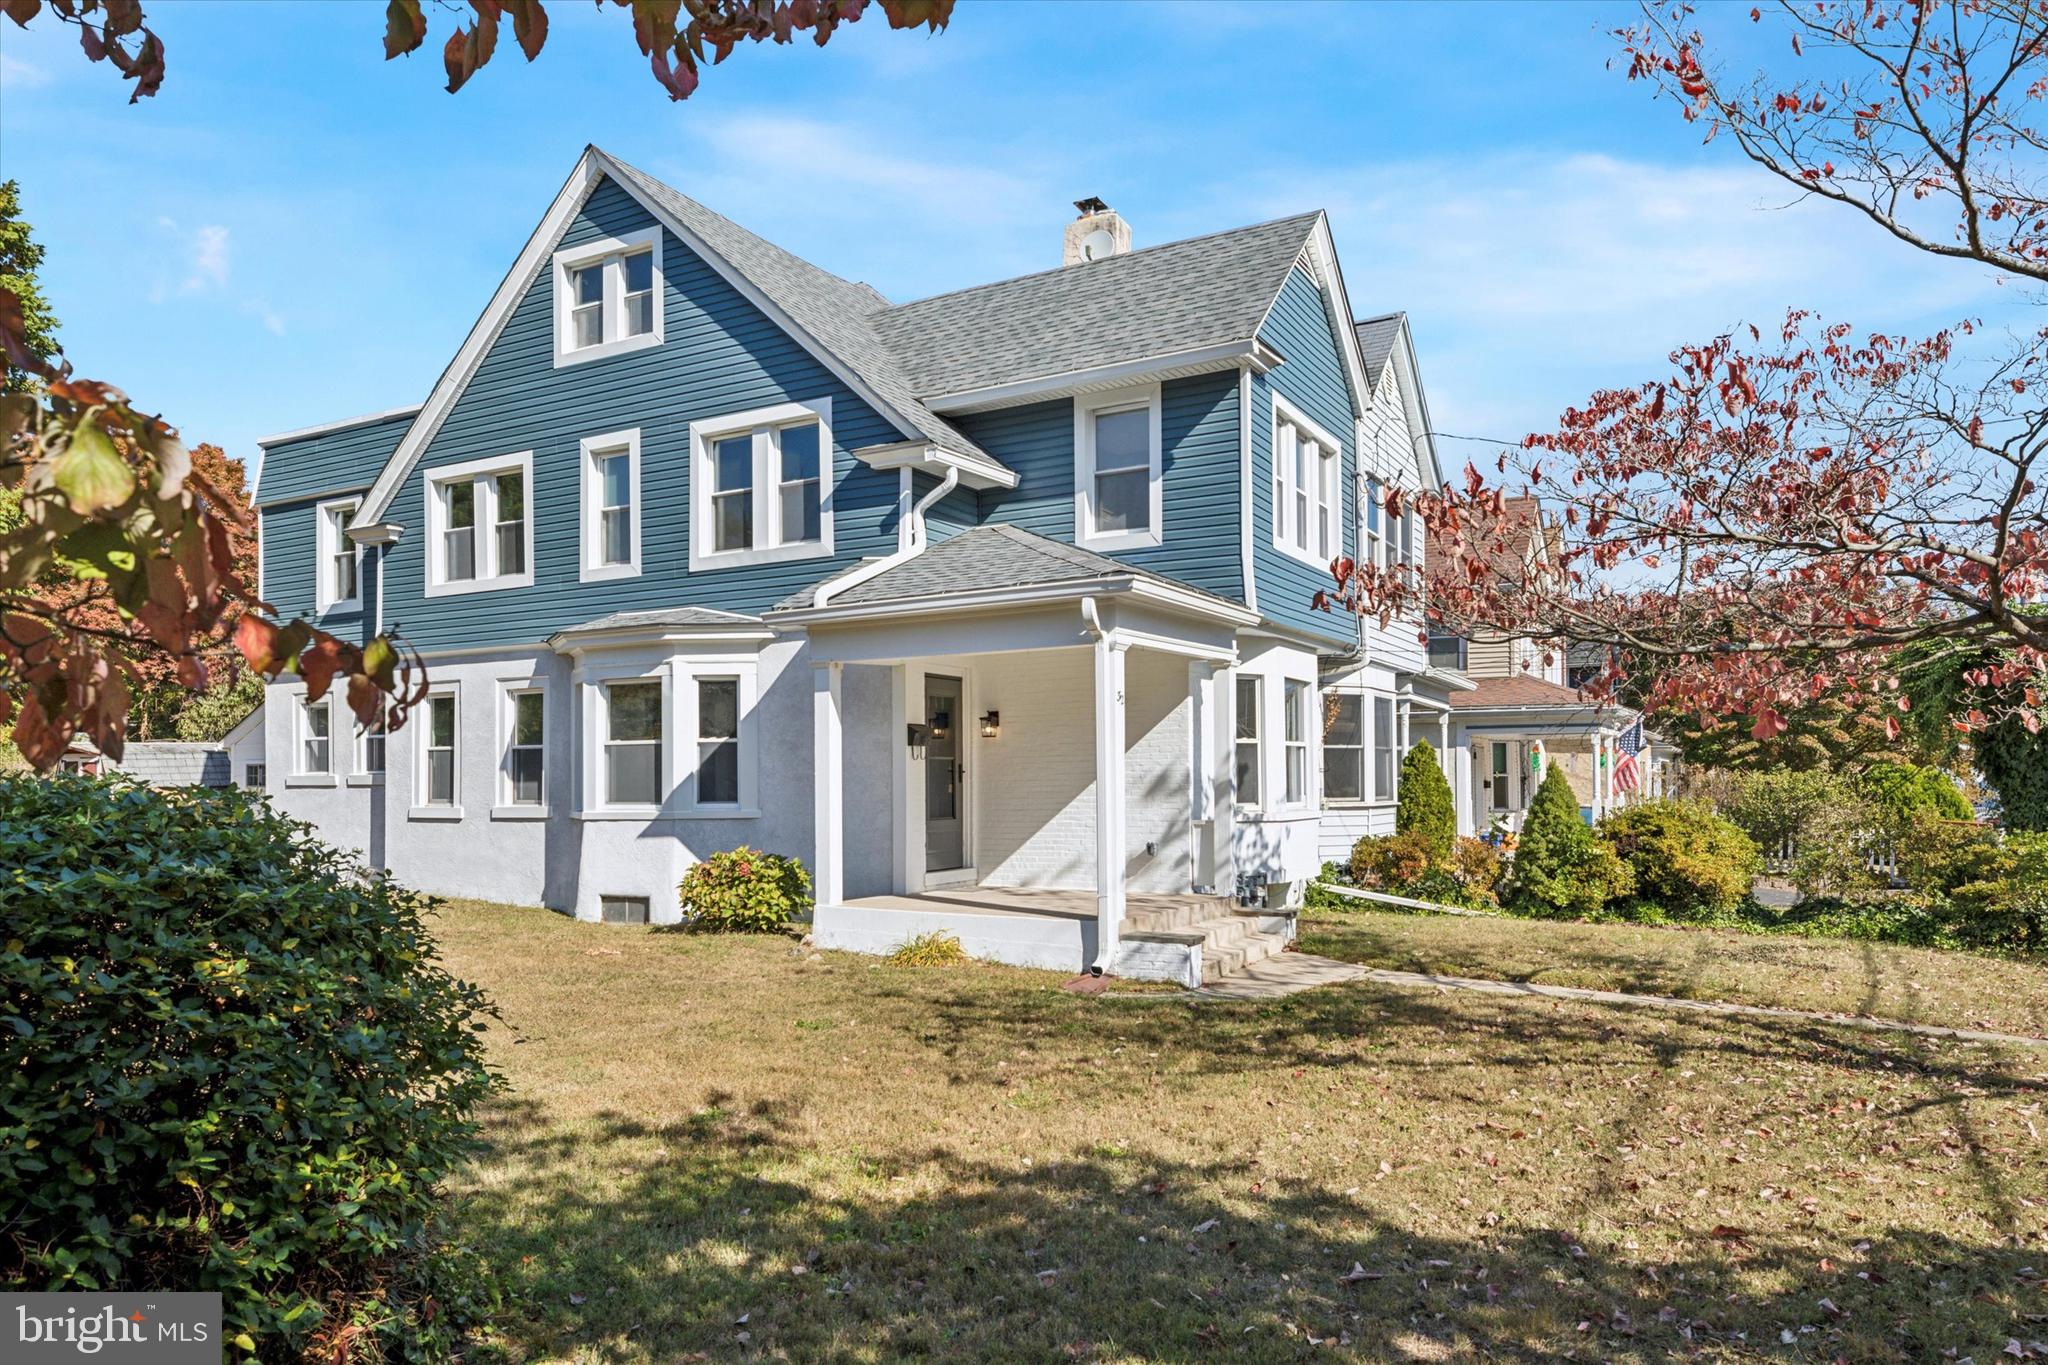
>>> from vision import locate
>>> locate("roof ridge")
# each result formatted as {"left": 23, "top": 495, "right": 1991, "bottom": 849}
{"left": 883, "top": 210, "right": 1324, "bottom": 314}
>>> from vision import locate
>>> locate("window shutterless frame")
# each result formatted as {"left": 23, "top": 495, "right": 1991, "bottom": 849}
{"left": 1283, "top": 678, "right": 1310, "bottom": 806}
{"left": 499, "top": 683, "right": 547, "bottom": 813}
{"left": 579, "top": 428, "right": 642, "bottom": 582}
{"left": 314, "top": 496, "right": 362, "bottom": 613}
{"left": 1271, "top": 393, "right": 1344, "bottom": 569}
{"left": 414, "top": 690, "right": 460, "bottom": 815}
{"left": 1073, "top": 382, "right": 1163, "bottom": 552}
{"left": 1233, "top": 674, "right": 1262, "bottom": 809}
{"left": 421, "top": 451, "right": 535, "bottom": 598}
{"left": 688, "top": 398, "right": 834, "bottom": 571}
{"left": 1322, "top": 691, "right": 1366, "bottom": 803}
{"left": 551, "top": 227, "right": 663, "bottom": 367}
{"left": 299, "top": 697, "right": 332, "bottom": 774}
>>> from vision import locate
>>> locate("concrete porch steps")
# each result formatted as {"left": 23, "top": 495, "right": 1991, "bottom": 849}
{"left": 1121, "top": 900, "right": 1296, "bottom": 986}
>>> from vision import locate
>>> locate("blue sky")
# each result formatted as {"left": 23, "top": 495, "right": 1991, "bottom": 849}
{"left": 0, "top": 0, "right": 2026, "bottom": 481}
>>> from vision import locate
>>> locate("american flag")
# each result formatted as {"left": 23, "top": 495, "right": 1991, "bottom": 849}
{"left": 1613, "top": 718, "right": 1645, "bottom": 795}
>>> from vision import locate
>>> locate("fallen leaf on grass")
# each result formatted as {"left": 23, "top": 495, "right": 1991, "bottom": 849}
{"left": 1339, "top": 1262, "right": 1384, "bottom": 1283}
{"left": 1193, "top": 1219, "right": 1219, "bottom": 1234}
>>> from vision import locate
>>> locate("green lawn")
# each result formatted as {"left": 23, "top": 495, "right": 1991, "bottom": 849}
{"left": 1300, "top": 907, "right": 2048, "bottom": 1041}
{"left": 435, "top": 901, "right": 2048, "bottom": 1363}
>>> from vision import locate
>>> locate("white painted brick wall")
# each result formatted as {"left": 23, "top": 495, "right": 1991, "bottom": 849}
{"left": 975, "top": 647, "right": 1191, "bottom": 895}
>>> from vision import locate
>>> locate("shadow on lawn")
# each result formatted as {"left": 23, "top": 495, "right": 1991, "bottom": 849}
{"left": 453, "top": 988, "right": 2045, "bottom": 1363}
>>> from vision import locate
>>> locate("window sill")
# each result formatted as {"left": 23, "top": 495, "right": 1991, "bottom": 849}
{"left": 674, "top": 806, "right": 761, "bottom": 821}
{"left": 554, "top": 331, "right": 662, "bottom": 369}
{"left": 285, "top": 773, "right": 338, "bottom": 788}
{"left": 1321, "top": 798, "right": 1396, "bottom": 810}
{"left": 408, "top": 805, "right": 465, "bottom": 821}
{"left": 578, "top": 561, "right": 642, "bottom": 584}
{"left": 424, "top": 573, "right": 534, "bottom": 600}
{"left": 318, "top": 600, "right": 363, "bottom": 618}
{"left": 689, "top": 539, "right": 833, "bottom": 573}
{"left": 575, "top": 805, "right": 663, "bottom": 822}
{"left": 345, "top": 773, "right": 385, "bottom": 788}
{"left": 1077, "top": 527, "right": 1162, "bottom": 554}
{"left": 491, "top": 805, "right": 550, "bottom": 821}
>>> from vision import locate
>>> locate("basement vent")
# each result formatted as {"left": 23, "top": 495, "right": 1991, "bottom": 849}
{"left": 600, "top": 895, "right": 651, "bottom": 925}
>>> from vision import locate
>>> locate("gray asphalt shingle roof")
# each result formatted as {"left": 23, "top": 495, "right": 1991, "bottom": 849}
{"left": 1354, "top": 312, "right": 1404, "bottom": 386}
{"left": 551, "top": 605, "right": 762, "bottom": 638}
{"left": 602, "top": 153, "right": 987, "bottom": 461}
{"left": 772, "top": 524, "right": 1244, "bottom": 614}
{"left": 114, "top": 743, "right": 232, "bottom": 788}
{"left": 871, "top": 213, "right": 1323, "bottom": 399}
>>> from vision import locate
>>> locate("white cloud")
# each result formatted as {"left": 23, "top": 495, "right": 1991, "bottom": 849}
{"left": 0, "top": 52, "right": 49, "bottom": 89}
{"left": 186, "top": 224, "right": 231, "bottom": 292}
{"left": 150, "top": 218, "right": 233, "bottom": 298}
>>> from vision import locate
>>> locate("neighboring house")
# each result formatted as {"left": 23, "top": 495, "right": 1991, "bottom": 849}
{"left": 113, "top": 743, "right": 233, "bottom": 789}
{"left": 249, "top": 146, "right": 1434, "bottom": 985}
{"left": 1422, "top": 498, "right": 1675, "bottom": 835}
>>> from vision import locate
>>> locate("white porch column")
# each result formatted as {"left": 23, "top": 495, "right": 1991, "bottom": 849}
{"left": 1188, "top": 661, "right": 1233, "bottom": 895}
{"left": 1093, "top": 635, "right": 1129, "bottom": 972}
{"left": 1438, "top": 710, "right": 1451, "bottom": 769}
{"left": 813, "top": 662, "right": 844, "bottom": 908}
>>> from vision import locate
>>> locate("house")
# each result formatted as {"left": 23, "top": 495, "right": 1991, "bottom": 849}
{"left": 1414, "top": 498, "right": 1676, "bottom": 838}
{"left": 249, "top": 146, "right": 1438, "bottom": 985}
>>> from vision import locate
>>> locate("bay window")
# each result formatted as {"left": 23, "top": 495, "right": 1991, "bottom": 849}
{"left": 695, "top": 677, "right": 740, "bottom": 806}
{"left": 1234, "top": 675, "right": 1262, "bottom": 807}
{"left": 1323, "top": 693, "right": 1365, "bottom": 802}
{"left": 1373, "top": 695, "right": 1396, "bottom": 802}
{"left": 604, "top": 680, "right": 663, "bottom": 807}
{"left": 1283, "top": 679, "right": 1310, "bottom": 805}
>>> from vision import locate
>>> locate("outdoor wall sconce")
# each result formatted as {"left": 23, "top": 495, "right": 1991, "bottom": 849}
{"left": 906, "top": 723, "right": 929, "bottom": 757}
{"left": 979, "top": 711, "right": 1001, "bottom": 739}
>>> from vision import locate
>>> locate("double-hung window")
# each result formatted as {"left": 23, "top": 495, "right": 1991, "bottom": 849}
{"left": 604, "top": 680, "right": 663, "bottom": 807}
{"left": 423, "top": 453, "right": 534, "bottom": 596}
{"left": 580, "top": 429, "right": 641, "bottom": 581}
{"left": 1363, "top": 475, "right": 1386, "bottom": 569}
{"left": 300, "top": 698, "right": 331, "bottom": 775}
{"left": 1075, "top": 384, "right": 1162, "bottom": 551}
{"left": 1283, "top": 679, "right": 1310, "bottom": 805}
{"left": 1323, "top": 693, "right": 1365, "bottom": 803}
{"left": 422, "top": 692, "right": 458, "bottom": 807}
{"left": 357, "top": 707, "right": 386, "bottom": 777}
{"left": 553, "top": 228, "right": 663, "bottom": 365}
{"left": 1273, "top": 397, "right": 1342, "bottom": 567}
{"left": 316, "top": 498, "right": 362, "bottom": 612}
{"left": 1373, "top": 696, "right": 1397, "bottom": 802}
{"left": 505, "top": 688, "right": 545, "bottom": 807}
{"left": 695, "top": 678, "right": 740, "bottom": 806}
{"left": 690, "top": 399, "right": 833, "bottom": 570}
{"left": 1234, "top": 676, "right": 1262, "bottom": 807}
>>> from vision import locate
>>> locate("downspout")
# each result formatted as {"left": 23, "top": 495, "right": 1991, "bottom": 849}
{"left": 814, "top": 465, "right": 959, "bottom": 611}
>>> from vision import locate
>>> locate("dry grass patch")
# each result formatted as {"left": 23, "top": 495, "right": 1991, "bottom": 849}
{"left": 1301, "top": 907, "right": 2048, "bottom": 1041}
{"left": 434, "top": 901, "right": 2048, "bottom": 1363}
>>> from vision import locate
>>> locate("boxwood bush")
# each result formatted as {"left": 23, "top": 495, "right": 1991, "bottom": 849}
{"left": 677, "top": 846, "right": 812, "bottom": 931}
{"left": 0, "top": 777, "right": 498, "bottom": 1361}
{"left": 1599, "top": 799, "right": 1761, "bottom": 922}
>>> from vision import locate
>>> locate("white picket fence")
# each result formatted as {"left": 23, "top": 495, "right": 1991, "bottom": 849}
{"left": 1764, "top": 835, "right": 1898, "bottom": 880}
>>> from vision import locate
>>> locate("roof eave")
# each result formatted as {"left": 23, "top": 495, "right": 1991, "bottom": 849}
{"left": 853, "top": 440, "right": 1019, "bottom": 490}
{"left": 921, "top": 337, "right": 1284, "bottom": 416}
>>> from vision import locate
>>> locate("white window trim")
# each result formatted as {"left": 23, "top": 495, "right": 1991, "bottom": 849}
{"left": 551, "top": 227, "right": 664, "bottom": 368}
{"left": 348, "top": 706, "right": 387, "bottom": 787}
{"left": 1320, "top": 687, "right": 1370, "bottom": 808}
{"left": 287, "top": 693, "right": 337, "bottom": 786}
{"left": 315, "top": 496, "right": 362, "bottom": 615}
{"left": 1282, "top": 677, "right": 1313, "bottom": 809}
{"left": 1233, "top": 673, "right": 1263, "bottom": 812}
{"left": 411, "top": 686, "right": 463, "bottom": 820}
{"left": 1373, "top": 694, "right": 1399, "bottom": 805}
{"left": 1073, "top": 382, "right": 1164, "bottom": 552}
{"left": 578, "top": 665, "right": 667, "bottom": 819}
{"left": 421, "top": 450, "right": 535, "bottom": 599}
{"left": 1271, "top": 393, "right": 1344, "bottom": 570}
{"left": 579, "top": 427, "right": 643, "bottom": 583}
{"left": 687, "top": 398, "right": 835, "bottom": 572}
{"left": 495, "top": 679, "right": 549, "bottom": 819}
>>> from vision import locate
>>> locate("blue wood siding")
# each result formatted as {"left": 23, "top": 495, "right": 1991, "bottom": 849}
{"left": 360, "top": 175, "right": 909, "bottom": 652}
{"left": 255, "top": 412, "right": 411, "bottom": 507}
{"left": 917, "top": 472, "right": 977, "bottom": 544}
{"left": 1252, "top": 265, "right": 1358, "bottom": 646}
{"left": 961, "top": 370, "right": 1244, "bottom": 601}
{"left": 257, "top": 497, "right": 364, "bottom": 637}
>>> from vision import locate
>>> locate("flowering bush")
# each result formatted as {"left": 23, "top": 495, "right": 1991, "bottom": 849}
{"left": 677, "top": 846, "right": 811, "bottom": 932}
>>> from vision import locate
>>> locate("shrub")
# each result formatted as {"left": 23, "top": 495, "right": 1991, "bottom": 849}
{"left": 1304, "top": 861, "right": 1356, "bottom": 910}
{"left": 1349, "top": 832, "right": 1436, "bottom": 892}
{"left": 1504, "top": 765, "right": 1634, "bottom": 918}
{"left": 677, "top": 846, "right": 811, "bottom": 931}
{"left": 0, "top": 776, "right": 498, "bottom": 1360}
{"left": 1944, "top": 831, "right": 2048, "bottom": 953}
{"left": 1859, "top": 760, "right": 1973, "bottom": 828}
{"left": 1789, "top": 798, "right": 1890, "bottom": 902}
{"left": 1451, "top": 836, "right": 1505, "bottom": 907}
{"left": 1705, "top": 767, "right": 1850, "bottom": 855}
{"left": 1395, "top": 740, "right": 1456, "bottom": 861}
{"left": 889, "top": 931, "right": 967, "bottom": 967}
{"left": 1894, "top": 812, "right": 2003, "bottom": 897}
{"left": 1600, "top": 799, "right": 1761, "bottom": 922}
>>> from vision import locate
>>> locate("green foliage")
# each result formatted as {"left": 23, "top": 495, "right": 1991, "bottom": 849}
{"left": 1504, "top": 765, "right": 1634, "bottom": 918}
{"left": 1944, "top": 831, "right": 2048, "bottom": 953}
{"left": 677, "top": 846, "right": 811, "bottom": 932}
{"left": 1304, "top": 862, "right": 1356, "bottom": 910}
{"left": 1349, "top": 832, "right": 1436, "bottom": 892}
{"left": 1896, "top": 622, "right": 2048, "bottom": 831}
{"left": 1858, "top": 761, "right": 1973, "bottom": 827}
{"left": 1696, "top": 767, "right": 1851, "bottom": 853}
{"left": 0, "top": 776, "right": 499, "bottom": 1359}
{"left": 1893, "top": 813, "right": 2004, "bottom": 898}
{"left": 0, "top": 179, "right": 60, "bottom": 391}
{"left": 168, "top": 669, "right": 264, "bottom": 742}
{"left": 888, "top": 931, "right": 967, "bottom": 967}
{"left": 1451, "top": 836, "right": 1506, "bottom": 907}
{"left": 1599, "top": 799, "right": 1761, "bottom": 922}
{"left": 1394, "top": 740, "right": 1456, "bottom": 861}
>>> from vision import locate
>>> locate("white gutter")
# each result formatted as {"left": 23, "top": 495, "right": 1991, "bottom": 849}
{"left": 812, "top": 466, "right": 959, "bottom": 611}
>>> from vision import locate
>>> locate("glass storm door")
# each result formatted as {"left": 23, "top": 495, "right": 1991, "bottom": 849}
{"left": 924, "top": 675, "right": 965, "bottom": 872}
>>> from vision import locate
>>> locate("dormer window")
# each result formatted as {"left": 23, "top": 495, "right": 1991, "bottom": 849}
{"left": 422, "top": 452, "right": 535, "bottom": 597}
{"left": 553, "top": 228, "right": 663, "bottom": 366}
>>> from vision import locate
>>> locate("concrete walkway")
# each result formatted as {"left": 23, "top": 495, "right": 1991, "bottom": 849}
{"left": 1162, "top": 953, "right": 2048, "bottom": 1049}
